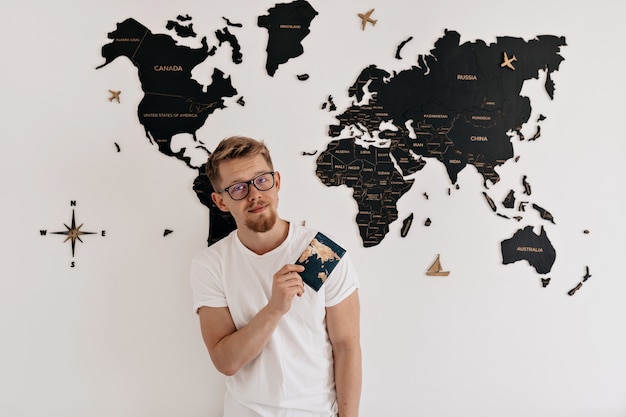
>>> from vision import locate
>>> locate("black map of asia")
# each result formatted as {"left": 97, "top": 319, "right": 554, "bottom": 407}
{"left": 97, "top": 5, "right": 565, "bottom": 275}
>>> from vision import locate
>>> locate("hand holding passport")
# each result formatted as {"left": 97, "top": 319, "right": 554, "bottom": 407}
{"left": 295, "top": 232, "right": 346, "bottom": 291}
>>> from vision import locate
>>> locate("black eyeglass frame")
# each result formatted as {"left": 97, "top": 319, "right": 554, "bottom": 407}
{"left": 219, "top": 171, "right": 276, "bottom": 201}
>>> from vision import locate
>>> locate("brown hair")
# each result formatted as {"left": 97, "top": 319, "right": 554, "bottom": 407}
{"left": 206, "top": 136, "right": 274, "bottom": 189}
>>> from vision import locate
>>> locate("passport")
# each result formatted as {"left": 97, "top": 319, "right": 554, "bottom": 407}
{"left": 295, "top": 232, "right": 346, "bottom": 291}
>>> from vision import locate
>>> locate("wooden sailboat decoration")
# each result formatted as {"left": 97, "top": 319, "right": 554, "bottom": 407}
{"left": 426, "top": 254, "right": 450, "bottom": 276}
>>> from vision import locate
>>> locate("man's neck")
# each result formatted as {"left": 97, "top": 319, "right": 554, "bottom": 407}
{"left": 238, "top": 218, "right": 290, "bottom": 255}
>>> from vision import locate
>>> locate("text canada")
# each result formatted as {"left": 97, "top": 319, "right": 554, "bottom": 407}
{"left": 154, "top": 65, "right": 184, "bottom": 72}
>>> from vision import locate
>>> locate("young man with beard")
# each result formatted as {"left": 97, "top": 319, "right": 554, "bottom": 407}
{"left": 190, "top": 136, "right": 361, "bottom": 417}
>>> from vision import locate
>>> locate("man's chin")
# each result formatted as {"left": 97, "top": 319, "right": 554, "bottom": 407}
{"left": 245, "top": 212, "right": 277, "bottom": 233}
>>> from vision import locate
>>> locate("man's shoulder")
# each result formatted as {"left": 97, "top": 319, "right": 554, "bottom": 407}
{"left": 192, "top": 229, "right": 238, "bottom": 263}
{"left": 289, "top": 222, "right": 322, "bottom": 246}
{"left": 292, "top": 223, "right": 347, "bottom": 249}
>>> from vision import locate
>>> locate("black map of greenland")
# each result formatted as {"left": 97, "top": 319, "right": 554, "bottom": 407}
{"left": 258, "top": 0, "right": 318, "bottom": 76}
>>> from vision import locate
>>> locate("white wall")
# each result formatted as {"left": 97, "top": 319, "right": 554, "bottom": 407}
{"left": 1, "top": 1, "right": 625, "bottom": 416}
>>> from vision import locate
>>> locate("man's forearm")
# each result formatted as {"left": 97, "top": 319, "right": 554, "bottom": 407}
{"left": 203, "top": 266, "right": 306, "bottom": 376}
{"left": 334, "top": 342, "right": 362, "bottom": 417}
{"left": 206, "top": 306, "right": 283, "bottom": 376}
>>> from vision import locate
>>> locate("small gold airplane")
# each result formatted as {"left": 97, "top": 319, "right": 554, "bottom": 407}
{"left": 108, "top": 90, "right": 121, "bottom": 103}
{"left": 358, "top": 9, "right": 377, "bottom": 31}
{"left": 500, "top": 52, "right": 517, "bottom": 70}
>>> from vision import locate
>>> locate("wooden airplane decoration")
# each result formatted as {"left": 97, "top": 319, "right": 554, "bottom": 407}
{"left": 501, "top": 52, "right": 517, "bottom": 70}
{"left": 108, "top": 90, "right": 121, "bottom": 103}
{"left": 358, "top": 9, "right": 377, "bottom": 30}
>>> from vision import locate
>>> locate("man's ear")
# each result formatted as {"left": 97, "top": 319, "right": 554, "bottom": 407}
{"left": 274, "top": 171, "right": 281, "bottom": 191}
{"left": 211, "top": 192, "right": 230, "bottom": 212}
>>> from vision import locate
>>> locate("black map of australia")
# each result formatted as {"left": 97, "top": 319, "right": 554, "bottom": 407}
{"left": 501, "top": 226, "right": 556, "bottom": 274}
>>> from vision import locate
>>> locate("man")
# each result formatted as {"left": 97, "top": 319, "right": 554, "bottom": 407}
{"left": 190, "top": 136, "right": 361, "bottom": 417}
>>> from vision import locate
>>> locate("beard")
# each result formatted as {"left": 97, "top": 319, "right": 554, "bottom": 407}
{"left": 245, "top": 209, "right": 277, "bottom": 233}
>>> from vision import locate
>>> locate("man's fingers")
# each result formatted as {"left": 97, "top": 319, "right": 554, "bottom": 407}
{"left": 276, "top": 269, "right": 303, "bottom": 283}
{"left": 272, "top": 264, "right": 306, "bottom": 301}
{"left": 277, "top": 264, "right": 305, "bottom": 275}
{"left": 278, "top": 272, "right": 305, "bottom": 295}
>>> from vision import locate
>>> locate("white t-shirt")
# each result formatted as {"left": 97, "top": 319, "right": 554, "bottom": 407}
{"left": 190, "top": 222, "right": 359, "bottom": 417}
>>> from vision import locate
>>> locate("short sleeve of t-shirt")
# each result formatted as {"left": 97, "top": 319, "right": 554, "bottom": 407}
{"left": 190, "top": 249, "right": 228, "bottom": 312}
{"left": 323, "top": 251, "right": 360, "bottom": 307}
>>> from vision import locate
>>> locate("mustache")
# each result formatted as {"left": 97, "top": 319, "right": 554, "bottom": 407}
{"left": 247, "top": 202, "right": 268, "bottom": 210}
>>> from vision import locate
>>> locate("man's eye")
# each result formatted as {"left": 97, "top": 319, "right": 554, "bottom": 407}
{"left": 256, "top": 176, "right": 268, "bottom": 185}
{"left": 231, "top": 183, "right": 247, "bottom": 193}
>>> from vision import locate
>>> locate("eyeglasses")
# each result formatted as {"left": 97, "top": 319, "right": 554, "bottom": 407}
{"left": 219, "top": 172, "right": 276, "bottom": 201}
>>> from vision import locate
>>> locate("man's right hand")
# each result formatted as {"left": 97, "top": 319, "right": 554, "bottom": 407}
{"left": 268, "top": 264, "right": 306, "bottom": 315}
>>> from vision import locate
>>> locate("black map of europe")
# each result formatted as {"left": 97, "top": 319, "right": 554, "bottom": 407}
{"left": 97, "top": 0, "right": 566, "bottom": 278}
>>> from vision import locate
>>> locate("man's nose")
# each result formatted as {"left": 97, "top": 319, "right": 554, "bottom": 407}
{"left": 247, "top": 183, "right": 263, "bottom": 200}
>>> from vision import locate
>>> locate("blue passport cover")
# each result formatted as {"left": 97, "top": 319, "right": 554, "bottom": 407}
{"left": 295, "top": 232, "right": 346, "bottom": 291}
